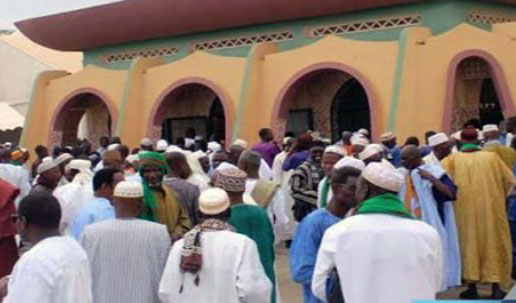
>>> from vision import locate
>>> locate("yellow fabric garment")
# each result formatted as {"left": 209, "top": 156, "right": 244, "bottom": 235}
{"left": 403, "top": 174, "right": 421, "bottom": 219}
{"left": 153, "top": 186, "right": 191, "bottom": 237}
{"left": 483, "top": 143, "right": 516, "bottom": 169}
{"left": 442, "top": 151, "right": 515, "bottom": 287}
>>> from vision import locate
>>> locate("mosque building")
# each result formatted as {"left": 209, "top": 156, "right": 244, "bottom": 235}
{"left": 15, "top": 0, "right": 516, "bottom": 151}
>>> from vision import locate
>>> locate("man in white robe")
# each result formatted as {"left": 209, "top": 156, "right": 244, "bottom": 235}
{"left": 312, "top": 162, "right": 442, "bottom": 303}
{"left": 80, "top": 181, "right": 170, "bottom": 303}
{"left": 2, "top": 193, "right": 92, "bottom": 303}
{"left": 159, "top": 188, "right": 272, "bottom": 303}
{"left": 238, "top": 150, "right": 289, "bottom": 243}
{"left": 54, "top": 160, "right": 95, "bottom": 234}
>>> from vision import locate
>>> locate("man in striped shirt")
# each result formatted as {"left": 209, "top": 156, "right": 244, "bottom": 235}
{"left": 80, "top": 181, "right": 171, "bottom": 303}
{"left": 289, "top": 146, "right": 325, "bottom": 222}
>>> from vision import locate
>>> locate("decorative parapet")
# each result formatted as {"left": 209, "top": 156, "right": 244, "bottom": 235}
{"left": 102, "top": 46, "right": 179, "bottom": 63}
{"left": 190, "top": 31, "right": 294, "bottom": 51}
{"left": 305, "top": 14, "right": 421, "bottom": 38}
{"left": 468, "top": 11, "right": 516, "bottom": 25}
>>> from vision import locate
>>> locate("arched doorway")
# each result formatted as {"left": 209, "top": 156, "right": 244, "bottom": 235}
{"left": 331, "top": 78, "right": 370, "bottom": 141}
{"left": 51, "top": 92, "right": 113, "bottom": 148}
{"left": 450, "top": 56, "right": 504, "bottom": 131}
{"left": 273, "top": 68, "right": 371, "bottom": 141}
{"left": 153, "top": 83, "right": 227, "bottom": 145}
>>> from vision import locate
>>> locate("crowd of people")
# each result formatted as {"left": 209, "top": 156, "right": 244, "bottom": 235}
{"left": 0, "top": 117, "right": 515, "bottom": 302}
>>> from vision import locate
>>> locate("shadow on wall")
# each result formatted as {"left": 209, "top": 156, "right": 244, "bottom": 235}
{"left": 0, "top": 128, "right": 23, "bottom": 146}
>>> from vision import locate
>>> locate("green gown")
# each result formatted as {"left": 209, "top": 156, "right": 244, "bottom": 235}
{"left": 229, "top": 203, "right": 276, "bottom": 303}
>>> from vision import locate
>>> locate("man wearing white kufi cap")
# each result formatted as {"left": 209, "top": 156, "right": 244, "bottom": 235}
{"left": 399, "top": 145, "right": 460, "bottom": 290}
{"left": 31, "top": 158, "right": 62, "bottom": 195}
{"left": 291, "top": 165, "right": 361, "bottom": 303}
{"left": 159, "top": 188, "right": 272, "bottom": 303}
{"left": 482, "top": 124, "right": 516, "bottom": 169}
{"left": 359, "top": 144, "right": 383, "bottom": 165}
{"left": 423, "top": 133, "right": 452, "bottom": 167}
{"left": 54, "top": 159, "right": 95, "bottom": 234}
{"left": 350, "top": 135, "right": 370, "bottom": 156}
{"left": 312, "top": 162, "right": 443, "bottom": 303}
{"left": 317, "top": 146, "right": 346, "bottom": 209}
{"left": 80, "top": 181, "right": 171, "bottom": 303}
{"left": 140, "top": 137, "right": 154, "bottom": 152}
{"left": 55, "top": 153, "right": 73, "bottom": 188}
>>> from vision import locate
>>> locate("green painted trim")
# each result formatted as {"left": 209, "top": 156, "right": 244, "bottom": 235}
{"left": 114, "top": 60, "right": 139, "bottom": 136}
{"left": 232, "top": 48, "right": 256, "bottom": 141}
{"left": 386, "top": 29, "right": 410, "bottom": 132}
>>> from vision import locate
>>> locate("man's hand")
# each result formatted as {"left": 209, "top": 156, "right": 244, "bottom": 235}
{"left": 418, "top": 169, "right": 434, "bottom": 181}
{"left": 0, "top": 275, "right": 10, "bottom": 298}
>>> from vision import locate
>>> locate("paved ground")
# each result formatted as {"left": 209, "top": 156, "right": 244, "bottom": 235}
{"left": 275, "top": 244, "right": 512, "bottom": 302}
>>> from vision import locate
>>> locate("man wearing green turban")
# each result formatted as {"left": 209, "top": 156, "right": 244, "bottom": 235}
{"left": 139, "top": 152, "right": 190, "bottom": 238}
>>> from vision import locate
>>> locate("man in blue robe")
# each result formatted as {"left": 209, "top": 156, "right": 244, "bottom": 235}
{"left": 290, "top": 166, "right": 361, "bottom": 303}
{"left": 399, "top": 145, "right": 461, "bottom": 290}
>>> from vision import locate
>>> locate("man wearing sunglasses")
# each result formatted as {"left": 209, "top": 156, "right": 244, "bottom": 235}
{"left": 1, "top": 193, "right": 92, "bottom": 303}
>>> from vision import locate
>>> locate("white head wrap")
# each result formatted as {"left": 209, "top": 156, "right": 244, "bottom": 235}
{"left": 107, "top": 144, "right": 119, "bottom": 151}
{"left": 333, "top": 156, "right": 365, "bottom": 171}
{"left": 156, "top": 139, "right": 168, "bottom": 152}
{"left": 482, "top": 124, "right": 499, "bottom": 133}
{"left": 199, "top": 188, "right": 230, "bottom": 215}
{"left": 207, "top": 142, "right": 222, "bottom": 154}
{"left": 55, "top": 153, "right": 73, "bottom": 166}
{"left": 114, "top": 181, "right": 144, "bottom": 198}
{"left": 37, "top": 158, "right": 58, "bottom": 175}
{"left": 233, "top": 139, "right": 249, "bottom": 149}
{"left": 324, "top": 145, "right": 346, "bottom": 156}
{"left": 428, "top": 133, "right": 449, "bottom": 147}
{"left": 359, "top": 145, "right": 382, "bottom": 160}
{"left": 362, "top": 162, "right": 404, "bottom": 193}
{"left": 351, "top": 135, "right": 370, "bottom": 146}
{"left": 165, "top": 145, "right": 183, "bottom": 153}
{"left": 140, "top": 138, "right": 153, "bottom": 146}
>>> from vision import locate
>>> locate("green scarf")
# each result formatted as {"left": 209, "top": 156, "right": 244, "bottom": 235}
{"left": 320, "top": 177, "right": 331, "bottom": 208}
{"left": 460, "top": 143, "right": 480, "bottom": 152}
{"left": 357, "top": 193, "right": 413, "bottom": 219}
{"left": 138, "top": 152, "right": 168, "bottom": 222}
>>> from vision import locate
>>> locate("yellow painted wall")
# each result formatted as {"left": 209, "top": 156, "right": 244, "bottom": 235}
{"left": 22, "top": 23, "right": 516, "bottom": 152}
{"left": 395, "top": 24, "right": 516, "bottom": 140}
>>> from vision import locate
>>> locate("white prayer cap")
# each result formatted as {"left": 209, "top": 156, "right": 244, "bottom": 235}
{"left": 362, "top": 162, "right": 404, "bottom": 193}
{"left": 324, "top": 145, "right": 346, "bottom": 156}
{"left": 195, "top": 136, "right": 204, "bottom": 141}
{"left": 114, "top": 181, "right": 144, "bottom": 198}
{"left": 351, "top": 135, "right": 370, "bottom": 146}
{"left": 107, "top": 143, "right": 119, "bottom": 151}
{"left": 165, "top": 145, "right": 183, "bottom": 154}
{"left": 4, "top": 142, "right": 11, "bottom": 147}
{"left": 192, "top": 150, "right": 207, "bottom": 159}
{"left": 126, "top": 154, "right": 139, "bottom": 164}
{"left": 185, "top": 138, "right": 195, "bottom": 149}
{"left": 199, "top": 188, "right": 230, "bottom": 215}
{"left": 358, "top": 128, "right": 369, "bottom": 136}
{"left": 482, "top": 124, "right": 499, "bottom": 133}
{"left": 334, "top": 156, "right": 365, "bottom": 171}
{"left": 37, "top": 158, "right": 58, "bottom": 175}
{"left": 359, "top": 145, "right": 381, "bottom": 160}
{"left": 156, "top": 139, "right": 168, "bottom": 152}
{"left": 380, "top": 132, "right": 396, "bottom": 142}
{"left": 69, "top": 159, "right": 91, "bottom": 171}
{"left": 216, "top": 161, "right": 238, "bottom": 171}
{"left": 55, "top": 153, "right": 73, "bottom": 165}
{"left": 140, "top": 137, "right": 153, "bottom": 146}
{"left": 233, "top": 139, "right": 249, "bottom": 149}
{"left": 428, "top": 133, "right": 449, "bottom": 147}
{"left": 451, "top": 131, "right": 462, "bottom": 140}
{"left": 207, "top": 142, "right": 221, "bottom": 153}
{"left": 283, "top": 137, "right": 292, "bottom": 145}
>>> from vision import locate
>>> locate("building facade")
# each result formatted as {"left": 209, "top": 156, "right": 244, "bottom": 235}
{"left": 16, "top": 0, "right": 516, "bottom": 151}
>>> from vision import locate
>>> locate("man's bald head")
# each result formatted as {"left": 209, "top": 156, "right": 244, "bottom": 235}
{"left": 228, "top": 145, "right": 245, "bottom": 165}
{"left": 401, "top": 145, "right": 422, "bottom": 170}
